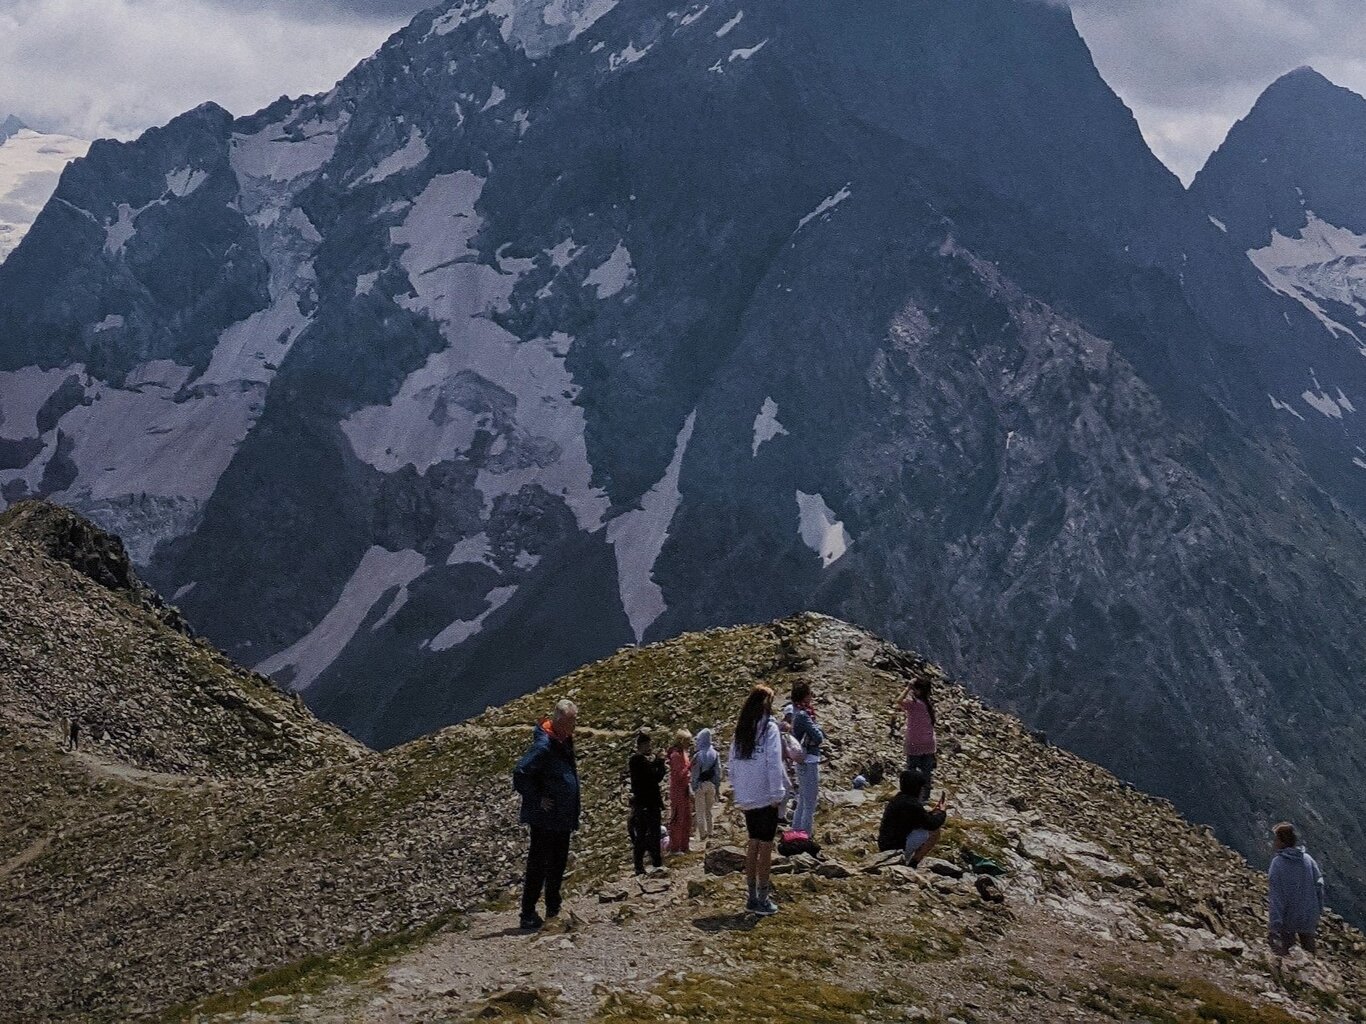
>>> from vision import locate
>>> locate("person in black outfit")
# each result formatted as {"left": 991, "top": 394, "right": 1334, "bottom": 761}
{"left": 878, "top": 769, "right": 949, "bottom": 867}
{"left": 627, "top": 731, "right": 667, "bottom": 874}
{"left": 512, "top": 699, "right": 581, "bottom": 931}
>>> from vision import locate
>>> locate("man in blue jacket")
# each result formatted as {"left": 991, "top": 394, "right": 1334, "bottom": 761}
{"left": 513, "top": 698, "right": 581, "bottom": 931}
{"left": 1268, "top": 821, "right": 1326, "bottom": 958}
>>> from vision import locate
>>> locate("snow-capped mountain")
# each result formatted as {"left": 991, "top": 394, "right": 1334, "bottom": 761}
{"left": 2, "top": 0, "right": 1365, "bottom": 921}
{"left": 1194, "top": 69, "right": 1366, "bottom": 440}
{"left": 0, "top": 118, "right": 89, "bottom": 263}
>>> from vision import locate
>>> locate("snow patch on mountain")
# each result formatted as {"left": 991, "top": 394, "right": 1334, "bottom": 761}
{"left": 164, "top": 167, "right": 208, "bottom": 198}
{"left": 447, "top": 532, "right": 496, "bottom": 566}
{"left": 1269, "top": 394, "right": 1306, "bottom": 421}
{"left": 0, "top": 366, "right": 73, "bottom": 441}
{"left": 798, "top": 185, "right": 852, "bottom": 232}
{"left": 360, "top": 131, "right": 429, "bottom": 184}
{"left": 752, "top": 396, "right": 788, "bottom": 456}
{"left": 0, "top": 128, "right": 89, "bottom": 263}
{"left": 230, "top": 112, "right": 345, "bottom": 183}
{"left": 1248, "top": 213, "right": 1366, "bottom": 344}
{"left": 428, "top": 0, "right": 620, "bottom": 59}
{"left": 715, "top": 9, "right": 742, "bottom": 36}
{"left": 796, "top": 490, "right": 850, "bottom": 568}
{"left": 607, "top": 411, "right": 696, "bottom": 642}
{"left": 429, "top": 584, "right": 518, "bottom": 651}
{"left": 585, "top": 242, "right": 635, "bottom": 298}
{"left": 259, "top": 546, "right": 429, "bottom": 690}
{"left": 609, "top": 42, "right": 652, "bottom": 70}
{"left": 344, "top": 172, "right": 608, "bottom": 532}
{"left": 676, "top": 4, "right": 709, "bottom": 28}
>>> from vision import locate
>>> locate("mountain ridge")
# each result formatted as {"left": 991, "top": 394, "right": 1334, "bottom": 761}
{"left": 1, "top": 503, "right": 1362, "bottom": 1022}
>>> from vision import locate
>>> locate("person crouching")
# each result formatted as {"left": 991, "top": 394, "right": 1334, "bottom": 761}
{"left": 877, "top": 769, "right": 948, "bottom": 867}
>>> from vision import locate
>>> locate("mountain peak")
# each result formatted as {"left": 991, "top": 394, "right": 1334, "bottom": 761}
{"left": 1192, "top": 67, "right": 1366, "bottom": 246}
{"left": 1258, "top": 65, "right": 1357, "bottom": 107}
{"left": 0, "top": 114, "right": 28, "bottom": 143}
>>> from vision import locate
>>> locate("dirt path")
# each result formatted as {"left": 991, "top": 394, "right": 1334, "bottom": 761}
{"left": 71, "top": 748, "right": 217, "bottom": 792}
{"left": 0, "top": 836, "right": 50, "bottom": 883}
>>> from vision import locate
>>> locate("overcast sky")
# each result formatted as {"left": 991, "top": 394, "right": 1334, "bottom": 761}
{"left": 2, "top": 0, "right": 1365, "bottom": 184}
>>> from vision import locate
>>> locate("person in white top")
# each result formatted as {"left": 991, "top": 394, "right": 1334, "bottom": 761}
{"left": 727, "top": 684, "right": 787, "bottom": 916}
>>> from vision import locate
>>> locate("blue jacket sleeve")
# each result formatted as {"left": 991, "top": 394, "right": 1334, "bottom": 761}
{"left": 513, "top": 740, "right": 546, "bottom": 797}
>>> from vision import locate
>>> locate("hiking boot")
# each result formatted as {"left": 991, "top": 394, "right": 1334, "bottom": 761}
{"left": 518, "top": 912, "right": 544, "bottom": 931}
{"left": 545, "top": 905, "right": 561, "bottom": 920}
{"left": 753, "top": 895, "right": 779, "bottom": 916}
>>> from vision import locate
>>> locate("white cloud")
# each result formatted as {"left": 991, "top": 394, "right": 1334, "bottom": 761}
{"left": 1070, "top": 0, "right": 1366, "bottom": 182}
{"left": 0, "top": 0, "right": 411, "bottom": 140}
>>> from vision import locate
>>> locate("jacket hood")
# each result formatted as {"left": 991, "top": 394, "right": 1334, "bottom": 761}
{"left": 696, "top": 728, "right": 714, "bottom": 752}
{"left": 1276, "top": 845, "right": 1307, "bottom": 863}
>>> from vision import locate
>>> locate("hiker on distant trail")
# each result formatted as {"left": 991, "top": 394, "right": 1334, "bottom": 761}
{"left": 878, "top": 769, "right": 949, "bottom": 868}
{"left": 789, "top": 682, "right": 826, "bottom": 836}
{"left": 628, "top": 730, "right": 666, "bottom": 875}
{"left": 899, "top": 675, "right": 937, "bottom": 799}
{"left": 512, "top": 698, "right": 580, "bottom": 931}
{"left": 727, "top": 684, "right": 786, "bottom": 916}
{"left": 66, "top": 717, "right": 80, "bottom": 751}
{"left": 667, "top": 729, "right": 693, "bottom": 854}
{"left": 690, "top": 728, "right": 721, "bottom": 841}
{"left": 1267, "top": 822, "right": 1325, "bottom": 958}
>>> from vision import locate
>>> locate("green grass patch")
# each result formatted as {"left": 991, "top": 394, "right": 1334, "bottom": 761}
{"left": 1082, "top": 970, "right": 1305, "bottom": 1024}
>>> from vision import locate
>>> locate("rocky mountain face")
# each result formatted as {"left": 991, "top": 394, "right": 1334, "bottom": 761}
{"left": 1, "top": 0, "right": 1365, "bottom": 925}
{"left": 0, "top": 528, "right": 1361, "bottom": 1021}
{"left": 0, "top": 118, "right": 90, "bottom": 263}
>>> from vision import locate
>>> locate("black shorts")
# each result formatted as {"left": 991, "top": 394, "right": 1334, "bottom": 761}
{"left": 744, "top": 805, "right": 780, "bottom": 842}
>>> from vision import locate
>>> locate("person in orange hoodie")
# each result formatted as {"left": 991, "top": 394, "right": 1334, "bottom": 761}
{"left": 667, "top": 729, "right": 693, "bottom": 854}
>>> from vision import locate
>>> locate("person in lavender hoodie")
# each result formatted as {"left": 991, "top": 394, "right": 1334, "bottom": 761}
{"left": 727, "top": 684, "right": 787, "bottom": 916}
{"left": 1267, "top": 822, "right": 1326, "bottom": 958}
{"left": 789, "top": 682, "right": 826, "bottom": 836}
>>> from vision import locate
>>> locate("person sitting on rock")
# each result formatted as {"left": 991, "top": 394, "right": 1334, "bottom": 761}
{"left": 667, "top": 729, "right": 693, "bottom": 855}
{"left": 727, "top": 684, "right": 787, "bottom": 916}
{"left": 789, "top": 682, "right": 826, "bottom": 835}
{"left": 628, "top": 731, "right": 666, "bottom": 875}
{"left": 512, "top": 699, "right": 580, "bottom": 931}
{"left": 1268, "top": 821, "right": 1325, "bottom": 959}
{"left": 878, "top": 769, "right": 948, "bottom": 868}
{"left": 690, "top": 728, "right": 721, "bottom": 841}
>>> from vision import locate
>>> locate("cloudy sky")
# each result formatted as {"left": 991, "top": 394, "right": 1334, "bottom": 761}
{"left": 2, "top": 0, "right": 1365, "bottom": 183}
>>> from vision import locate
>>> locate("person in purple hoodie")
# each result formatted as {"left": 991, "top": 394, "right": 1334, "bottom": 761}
{"left": 1267, "top": 822, "right": 1326, "bottom": 958}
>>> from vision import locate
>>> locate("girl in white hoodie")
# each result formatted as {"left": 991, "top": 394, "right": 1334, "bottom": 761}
{"left": 727, "top": 684, "right": 787, "bottom": 916}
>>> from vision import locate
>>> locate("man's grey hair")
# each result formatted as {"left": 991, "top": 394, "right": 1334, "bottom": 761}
{"left": 553, "top": 698, "right": 578, "bottom": 721}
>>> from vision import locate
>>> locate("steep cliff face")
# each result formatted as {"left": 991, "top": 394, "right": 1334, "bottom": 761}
{"left": 1, "top": 0, "right": 1364, "bottom": 923}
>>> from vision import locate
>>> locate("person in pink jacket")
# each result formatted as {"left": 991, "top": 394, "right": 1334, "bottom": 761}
{"left": 899, "top": 677, "right": 937, "bottom": 800}
{"left": 667, "top": 729, "right": 693, "bottom": 854}
{"left": 727, "top": 684, "right": 786, "bottom": 916}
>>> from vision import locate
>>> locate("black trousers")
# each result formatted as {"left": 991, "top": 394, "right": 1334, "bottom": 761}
{"left": 522, "top": 827, "right": 572, "bottom": 918}
{"left": 629, "top": 807, "right": 663, "bottom": 874}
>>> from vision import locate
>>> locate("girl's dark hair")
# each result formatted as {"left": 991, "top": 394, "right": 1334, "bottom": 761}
{"left": 791, "top": 681, "right": 812, "bottom": 705}
{"left": 915, "top": 677, "right": 936, "bottom": 727}
{"left": 735, "top": 685, "right": 774, "bottom": 759}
